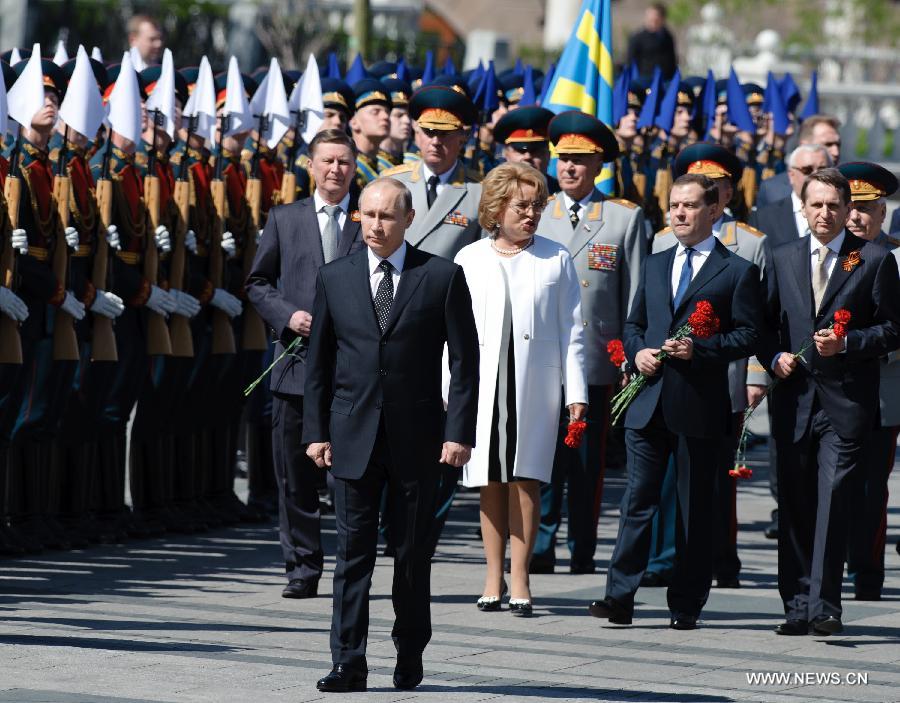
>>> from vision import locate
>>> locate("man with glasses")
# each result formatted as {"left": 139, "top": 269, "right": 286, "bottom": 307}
{"left": 755, "top": 115, "right": 842, "bottom": 208}
{"left": 533, "top": 111, "right": 647, "bottom": 575}
{"left": 492, "top": 106, "right": 560, "bottom": 195}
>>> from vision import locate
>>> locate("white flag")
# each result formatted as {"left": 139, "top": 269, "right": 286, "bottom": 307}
{"left": 59, "top": 46, "right": 106, "bottom": 141}
{"left": 222, "top": 56, "right": 252, "bottom": 137}
{"left": 248, "top": 57, "right": 289, "bottom": 149}
{"left": 7, "top": 45, "right": 45, "bottom": 129}
{"left": 9, "top": 48, "right": 22, "bottom": 66}
{"left": 107, "top": 52, "right": 142, "bottom": 145}
{"left": 288, "top": 54, "right": 324, "bottom": 144}
{"left": 129, "top": 45, "right": 146, "bottom": 73}
{"left": 183, "top": 56, "right": 217, "bottom": 146}
{"left": 91, "top": 46, "right": 103, "bottom": 63}
{"left": 52, "top": 40, "right": 69, "bottom": 67}
{"left": 144, "top": 48, "right": 176, "bottom": 139}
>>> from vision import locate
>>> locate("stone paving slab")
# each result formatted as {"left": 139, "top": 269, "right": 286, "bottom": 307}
{"left": 0, "top": 445, "right": 898, "bottom": 702}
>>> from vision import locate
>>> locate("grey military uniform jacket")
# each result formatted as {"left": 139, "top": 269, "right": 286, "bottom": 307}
{"left": 537, "top": 190, "right": 646, "bottom": 386}
{"left": 652, "top": 214, "right": 768, "bottom": 412}
{"left": 384, "top": 160, "right": 483, "bottom": 260}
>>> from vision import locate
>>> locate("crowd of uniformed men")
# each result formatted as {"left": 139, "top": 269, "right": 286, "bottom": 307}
{"left": 0, "top": 15, "right": 897, "bottom": 605}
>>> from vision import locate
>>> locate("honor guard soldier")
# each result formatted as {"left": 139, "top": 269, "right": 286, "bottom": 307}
{"left": 492, "top": 106, "right": 559, "bottom": 194}
{"left": 349, "top": 78, "right": 393, "bottom": 190}
{"left": 614, "top": 82, "right": 647, "bottom": 207}
{"left": 838, "top": 161, "right": 900, "bottom": 601}
{"left": 533, "top": 111, "right": 647, "bottom": 574}
{"left": 382, "top": 84, "right": 482, "bottom": 554}
{"left": 4, "top": 58, "right": 85, "bottom": 551}
{"left": 378, "top": 78, "right": 414, "bottom": 168}
{"left": 651, "top": 143, "right": 768, "bottom": 588}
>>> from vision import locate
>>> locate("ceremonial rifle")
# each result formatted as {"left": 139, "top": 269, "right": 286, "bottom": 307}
{"left": 142, "top": 108, "right": 173, "bottom": 355}
{"left": 52, "top": 125, "right": 81, "bottom": 360}
{"left": 168, "top": 115, "right": 196, "bottom": 357}
{"left": 241, "top": 111, "right": 269, "bottom": 351}
{"left": 279, "top": 107, "right": 307, "bottom": 205}
{"left": 0, "top": 130, "right": 23, "bottom": 364}
{"left": 209, "top": 112, "right": 236, "bottom": 354}
{"left": 90, "top": 134, "right": 118, "bottom": 361}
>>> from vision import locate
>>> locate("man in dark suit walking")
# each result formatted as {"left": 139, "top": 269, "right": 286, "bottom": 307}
{"left": 304, "top": 177, "right": 479, "bottom": 692}
{"left": 246, "top": 129, "right": 365, "bottom": 599}
{"left": 758, "top": 168, "right": 900, "bottom": 635}
{"left": 588, "top": 174, "right": 763, "bottom": 630}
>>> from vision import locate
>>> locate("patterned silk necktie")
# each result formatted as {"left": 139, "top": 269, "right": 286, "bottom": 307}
{"left": 321, "top": 204, "right": 341, "bottom": 263}
{"left": 673, "top": 247, "right": 695, "bottom": 309}
{"left": 374, "top": 260, "right": 394, "bottom": 332}
{"left": 812, "top": 244, "right": 830, "bottom": 312}
{"left": 426, "top": 175, "right": 440, "bottom": 208}
{"left": 569, "top": 202, "right": 581, "bottom": 229}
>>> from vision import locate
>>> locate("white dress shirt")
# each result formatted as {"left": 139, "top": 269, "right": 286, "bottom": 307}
{"left": 809, "top": 228, "right": 845, "bottom": 280}
{"left": 670, "top": 233, "right": 717, "bottom": 300}
{"left": 420, "top": 162, "right": 456, "bottom": 200}
{"left": 313, "top": 190, "right": 350, "bottom": 239}
{"left": 792, "top": 191, "right": 810, "bottom": 238}
{"left": 367, "top": 242, "right": 407, "bottom": 299}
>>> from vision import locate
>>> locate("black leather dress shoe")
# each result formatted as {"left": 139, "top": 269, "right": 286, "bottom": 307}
{"left": 569, "top": 560, "right": 595, "bottom": 575}
{"left": 764, "top": 520, "right": 779, "bottom": 540}
{"left": 282, "top": 578, "right": 318, "bottom": 599}
{"left": 669, "top": 614, "right": 698, "bottom": 630}
{"left": 775, "top": 620, "right": 808, "bottom": 636}
{"left": 640, "top": 571, "right": 668, "bottom": 587}
{"left": 316, "top": 665, "right": 367, "bottom": 692}
{"left": 716, "top": 577, "right": 741, "bottom": 589}
{"left": 528, "top": 557, "right": 555, "bottom": 574}
{"left": 811, "top": 615, "right": 843, "bottom": 635}
{"left": 854, "top": 588, "right": 881, "bottom": 601}
{"left": 393, "top": 657, "right": 423, "bottom": 690}
{"left": 588, "top": 596, "right": 632, "bottom": 624}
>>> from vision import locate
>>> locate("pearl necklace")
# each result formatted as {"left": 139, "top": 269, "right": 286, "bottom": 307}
{"left": 491, "top": 237, "right": 534, "bottom": 255}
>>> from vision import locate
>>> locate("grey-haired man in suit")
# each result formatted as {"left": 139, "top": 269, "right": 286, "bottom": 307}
{"left": 534, "top": 111, "right": 646, "bottom": 574}
{"left": 247, "top": 129, "right": 365, "bottom": 598}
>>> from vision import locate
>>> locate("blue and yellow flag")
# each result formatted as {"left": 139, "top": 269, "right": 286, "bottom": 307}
{"left": 543, "top": 0, "right": 614, "bottom": 192}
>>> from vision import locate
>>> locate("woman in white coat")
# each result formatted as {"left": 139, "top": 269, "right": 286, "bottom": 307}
{"left": 453, "top": 163, "right": 588, "bottom": 616}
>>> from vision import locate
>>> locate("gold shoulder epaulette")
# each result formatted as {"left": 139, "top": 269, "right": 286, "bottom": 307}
{"left": 736, "top": 222, "right": 765, "bottom": 238}
{"left": 608, "top": 197, "right": 637, "bottom": 210}
{"left": 380, "top": 163, "right": 414, "bottom": 177}
{"left": 655, "top": 225, "right": 673, "bottom": 238}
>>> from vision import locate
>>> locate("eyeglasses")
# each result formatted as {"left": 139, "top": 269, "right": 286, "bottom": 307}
{"left": 509, "top": 143, "right": 547, "bottom": 154}
{"left": 509, "top": 200, "right": 545, "bottom": 216}
{"left": 791, "top": 165, "right": 817, "bottom": 176}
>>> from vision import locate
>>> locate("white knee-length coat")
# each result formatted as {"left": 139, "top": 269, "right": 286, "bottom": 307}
{"left": 444, "top": 236, "right": 588, "bottom": 487}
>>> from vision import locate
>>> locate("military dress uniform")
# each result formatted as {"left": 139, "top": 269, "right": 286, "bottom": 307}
{"left": 492, "top": 106, "right": 561, "bottom": 194}
{"left": 534, "top": 111, "right": 647, "bottom": 573}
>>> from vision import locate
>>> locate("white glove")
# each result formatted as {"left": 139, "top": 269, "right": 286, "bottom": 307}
{"left": 220, "top": 230, "right": 236, "bottom": 256}
{"left": 106, "top": 224, "right": 121, "bottom": 251}
{"left": 210, "top": 288, "right": 242, "bottom": 318}
{"left": 0, "top": 286, "right": 28, "bottom": 322}
{"left": 90, "top": 289, "right": 125, "bottom": 319}
{"left": 172, "top": 289, "right": 201, "bottom": 318}
{"left": 256, "top": 229, "right": 263, "bottom": 245}
{"left": 11, "top": 229, "right": 28, "bottom": 254}
{"left": 60, "top": 291, "right": 86, "bottom": 320}
{"left": 154, "top": 225, "right": 171, "bottom": 253}
{"left": 64, "top": 226, "right": 79, "bottom": 250}
{"left": 146, "top": 285, "right": 177, "bottom": 316}
{"left": 185, "top": 229, "right": 198, "bottom": 254}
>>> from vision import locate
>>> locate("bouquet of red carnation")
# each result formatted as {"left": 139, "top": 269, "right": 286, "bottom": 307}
{"left": 564, "top": 420, "right": 588, "bottom": 448}
{"left": 731, "top": 308, "right": 852, "bottom": 479}
{"left": 609, "top": 300, "right": 720, "bottom": 425}
{"left": 607, "top": 339, "right": 626, "bottom": 367}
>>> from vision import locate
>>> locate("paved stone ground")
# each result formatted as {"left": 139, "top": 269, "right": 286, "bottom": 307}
{"left": 0, "top": 434, "right": 898, "bottom": 703}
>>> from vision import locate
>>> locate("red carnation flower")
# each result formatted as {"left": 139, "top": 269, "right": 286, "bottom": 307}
{"left": 564, "top": 420, "right": 588, "bottom": 449}
{"left": 834, "top": 309, "right": 852, "bottom": 324}
{"left": 688, "top": 301, "right": 720, "bottom": 339}
{"left": 607, "top": 339, "right": 626, "bottom": 366}
{"left": 833, "top": 323, "right": 847, "bottom": 338}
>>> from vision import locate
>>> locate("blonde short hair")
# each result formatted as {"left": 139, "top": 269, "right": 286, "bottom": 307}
{"left": 477, "top": 162, "right": 549, "bottom": 233}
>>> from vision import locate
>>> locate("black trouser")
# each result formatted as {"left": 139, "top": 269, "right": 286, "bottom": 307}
{"left": 847, "top": 424, "right": 897, "bottom": 596}
{"left": 330, "top": 422, "right": 440, "bottom": 672}
{"left": 712, "top": 412, "right": 742, "bottom": 581}
{"left": 776, "top": 408, "right": 862, "bottom": 622}
{"left": 271, "top": 392, "right": 323, "bottom": 581}
{"left": 605, "top": 406, "right": 719, "bottom": 618}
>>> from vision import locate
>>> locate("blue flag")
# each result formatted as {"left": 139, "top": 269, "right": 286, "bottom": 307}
{"left": 467, "top": 61, "right": 485, "bottom": 92}
{"left": 345, "top": 53, "right": 367, "bottom": 85}
{"left": 514, "top": 58, "right": 524, "bottom": 76}
{"left": 442, "top": 56, "right": 457, "bottom": 76}
{"left": 396, "top": 57, "right": 410, "bottom": 83}
{"left": 539, "top": 62, "right": 556, "bottom": 105}
{"left": 326, "top": 52, "right": 341, "bottom": 80}
{"left": 799, "top": 71, "right": 819, "bottom": 121}
{"left": 654, "top": 68, "right": 682, "bottom": 132}
{"left": 612, "top": 69, "right": 631, "bottom": 125}
{"left": 763, "top": 71, "right": 790, "bottom": 135}
{"left": 636, "top": 66, "right": 661, "bottom": 130}
{"left": 473, "top": 60, "right": 499, "bottom": 117}
{"left": 726, "top": 67, "right": 755, "bottom": 133}
{"left": 421, "top": 51, "right": 435, "bottom": 85}
{"left": 520, "top": 64, "right": 537, "bottom": 106}
{"left": 779, "top": 72, "right": 801, "bottom": 112}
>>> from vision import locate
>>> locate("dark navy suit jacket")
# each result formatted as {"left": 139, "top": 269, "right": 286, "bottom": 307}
{"left": 758, "top": 232, "right": 900, "bottom": 442}
{"left": 302, "top": 245, "right": 479, "bottom": 480}
{"left": 245, "top": 195, "right": 363, "bottom": 396}
{"left": 623, "top": 238, "right": 763, "bottom": 438}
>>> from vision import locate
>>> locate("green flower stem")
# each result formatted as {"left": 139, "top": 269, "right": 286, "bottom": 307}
{"left": 243, "top": 336, "right": 302, "bottom": 397}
